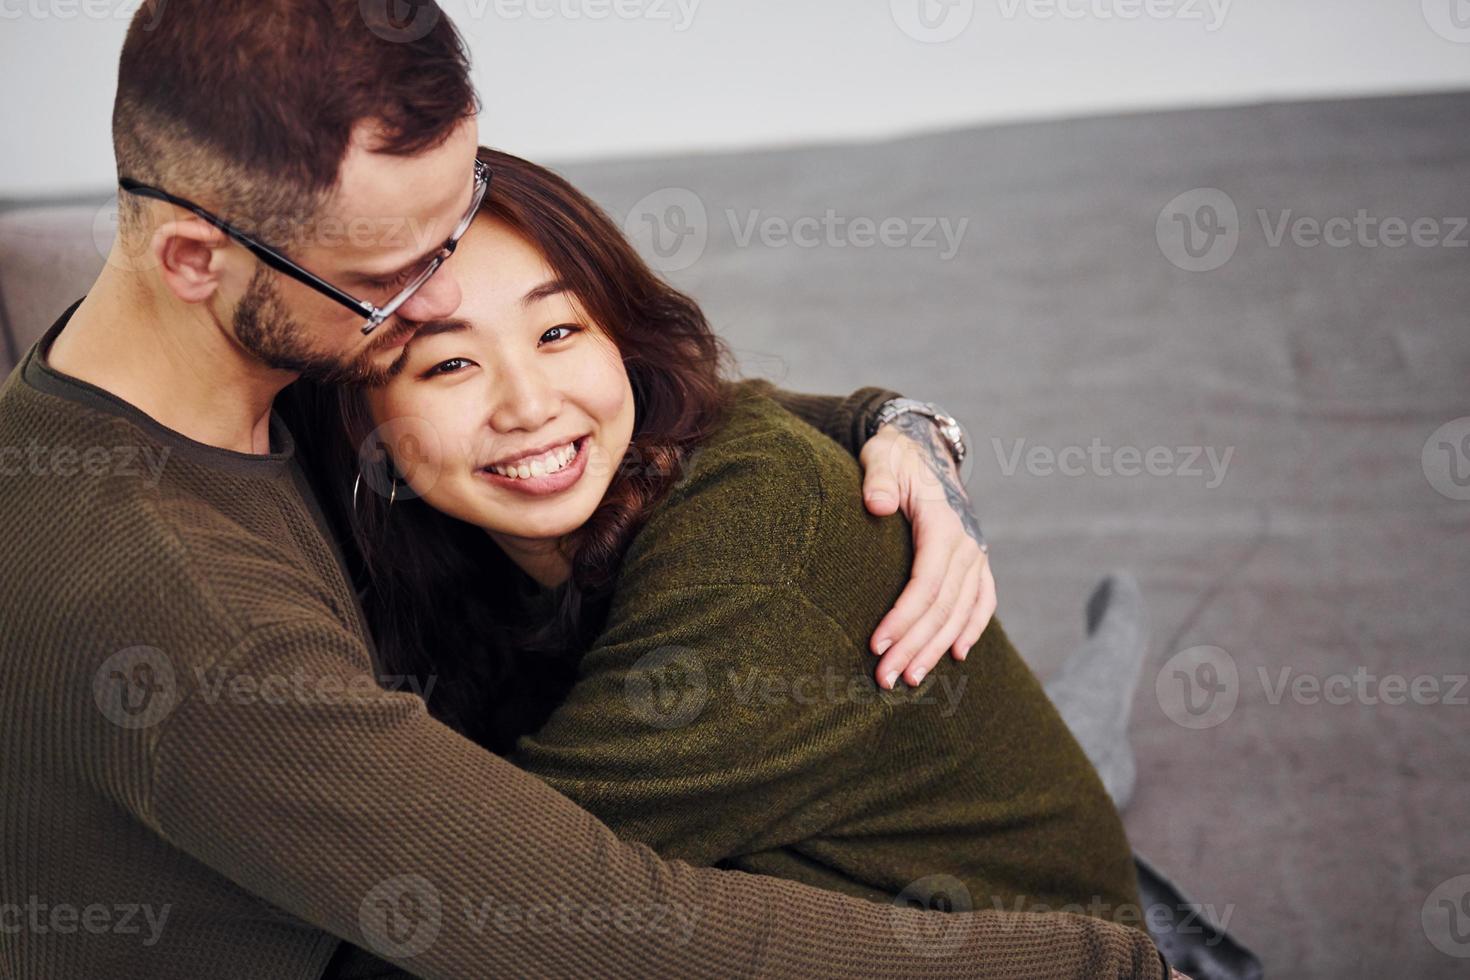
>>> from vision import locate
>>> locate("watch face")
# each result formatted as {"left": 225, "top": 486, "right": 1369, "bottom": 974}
{"left": 941, "top": 423, "right": 966, "bottom": 461}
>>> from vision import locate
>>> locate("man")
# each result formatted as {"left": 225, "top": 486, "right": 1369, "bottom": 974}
{"left": 0, "top": 2, "right": 1170, "bottom": 977}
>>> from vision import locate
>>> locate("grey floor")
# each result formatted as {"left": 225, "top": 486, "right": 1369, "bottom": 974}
{"left": 3, "top": 91, "right": 1466, "bottom": 979}
{"left": 557, "top": 92, "right": 1470, "bottom": 979}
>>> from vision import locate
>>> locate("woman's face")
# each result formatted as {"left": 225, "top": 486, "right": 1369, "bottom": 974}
{"left": 363, "top": 213, "right": 635, "bottom": 582}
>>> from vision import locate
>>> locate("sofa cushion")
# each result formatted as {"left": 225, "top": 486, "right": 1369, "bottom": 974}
{"left": 0, "top": 202, "right": 112, "bottom": 375}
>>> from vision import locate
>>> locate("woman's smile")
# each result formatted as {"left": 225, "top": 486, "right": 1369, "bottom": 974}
{"left": 476, "top": 434, "right": 591, "bottom": 497}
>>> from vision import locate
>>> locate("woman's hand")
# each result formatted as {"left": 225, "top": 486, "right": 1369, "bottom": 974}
{"left": 858, "top": 414, "right": 996, "bottom": 689}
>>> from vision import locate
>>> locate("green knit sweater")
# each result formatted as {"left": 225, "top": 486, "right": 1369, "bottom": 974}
{"left": 0, "top": 300, "right": 1164, "bottom": 980}
{"left": 508, "top": 379, "right": 1142, "bottom": 920}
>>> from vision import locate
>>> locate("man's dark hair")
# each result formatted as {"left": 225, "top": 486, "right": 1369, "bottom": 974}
{"left": 113, "top": 0, "right": 478, "bottom": 244}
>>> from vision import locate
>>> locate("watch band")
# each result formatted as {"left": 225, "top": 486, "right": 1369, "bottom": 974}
{"left": 868, "top": 397, "right": 967, "bottom": 467}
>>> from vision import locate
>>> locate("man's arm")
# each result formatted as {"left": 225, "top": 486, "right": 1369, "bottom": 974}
{"left": 146, "top": 618, "right": 1165, "bottom": 980}
{"left": 741, "top": 377, "right": 899, "bottom": 459}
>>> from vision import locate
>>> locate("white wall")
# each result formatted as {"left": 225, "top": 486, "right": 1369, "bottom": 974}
{"left": 3, "top": 0, "right": 1469, "bottom": 196}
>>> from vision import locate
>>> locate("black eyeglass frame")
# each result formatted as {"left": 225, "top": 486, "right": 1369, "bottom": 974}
{"left": 117, "top": 158, "right": 491, "bottom": 336}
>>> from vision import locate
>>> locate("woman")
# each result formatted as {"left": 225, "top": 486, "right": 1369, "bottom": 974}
{"left": 309, "top": 147, "right": 1143, "bottom": 924}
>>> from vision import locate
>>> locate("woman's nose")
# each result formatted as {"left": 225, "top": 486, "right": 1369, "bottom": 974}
{"left": 490, "top": 364, "right": 561, "bottom": 432}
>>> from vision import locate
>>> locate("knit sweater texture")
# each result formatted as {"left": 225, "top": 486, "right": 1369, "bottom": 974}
{"left": 506, "top": 380, "right": 1142, "bottom": 914}
{"left": 0, "top": 300, "right": 1166, "bottom": 979}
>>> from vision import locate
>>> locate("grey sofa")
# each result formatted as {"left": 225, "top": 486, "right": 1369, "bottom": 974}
{"left": 0, "top": 205, "right": 110, "bottom": 374}
{"left": 3, "top": 92, "right": 1469, "bottom": 979}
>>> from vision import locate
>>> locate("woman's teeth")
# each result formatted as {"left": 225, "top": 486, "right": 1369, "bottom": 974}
{"left": 487, "top": 439, "right": 580, "bottom": 480}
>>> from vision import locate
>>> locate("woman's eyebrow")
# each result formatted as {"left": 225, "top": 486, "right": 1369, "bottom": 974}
{"left": 410, "top": 317, "right": 472, "bottom": 340}
{"left": 521, "top": 279, "right": 570, "bottom": 307}
{"left": 382, "top": 317, "right": 472, "bottom": 380}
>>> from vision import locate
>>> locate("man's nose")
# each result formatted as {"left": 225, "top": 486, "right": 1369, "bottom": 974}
{"left": 397, "top": 263, "right": 462, "bottom": 323}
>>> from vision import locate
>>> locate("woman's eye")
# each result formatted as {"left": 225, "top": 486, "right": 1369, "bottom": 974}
{"left": 425, "top": 357, "right": 473, "bottom": 378}
{"left": 540, "top": 324, "right": 583, "bottom": 345}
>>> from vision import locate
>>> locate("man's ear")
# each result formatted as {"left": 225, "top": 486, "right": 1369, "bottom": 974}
{"left": 150, "top": 217, "right": 231, "bottom": 304}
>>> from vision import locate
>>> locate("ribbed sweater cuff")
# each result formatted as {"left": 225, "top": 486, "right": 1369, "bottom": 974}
{"left": 834, "top": 385, "right": 904, "bottom": 455}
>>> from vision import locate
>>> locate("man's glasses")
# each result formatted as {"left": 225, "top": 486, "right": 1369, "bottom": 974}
{"left": 118, "top": 158, "right": 491, "bottom": 336}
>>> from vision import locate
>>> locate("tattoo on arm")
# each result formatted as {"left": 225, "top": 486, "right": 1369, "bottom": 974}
{"left": 890, "top": 413, "right": 986, "bottom": 549}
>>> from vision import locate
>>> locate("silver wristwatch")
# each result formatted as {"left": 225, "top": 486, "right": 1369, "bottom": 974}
{"left": 869, "top": 397, "right": 967, "bottom": 467}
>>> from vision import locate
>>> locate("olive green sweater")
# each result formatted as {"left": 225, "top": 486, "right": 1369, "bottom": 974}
{"left": 0, "top": 300, "right": 1167, "bottom": 979}
{"left": 508, "top": 380, "right": 1142, "bottom": 919}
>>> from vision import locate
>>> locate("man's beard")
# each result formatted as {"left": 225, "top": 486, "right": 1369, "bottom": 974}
{"left": 232, "top": 266, "right": 415, "bottom": 387}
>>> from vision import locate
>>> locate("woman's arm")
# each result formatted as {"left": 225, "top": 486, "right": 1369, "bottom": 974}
{"left": 509, "top": 582, "right": 891, "bottom": 860}
{"left": 505, "top": 407, "right": 1165, "bottom": 978}
{"left": 504, "top": 582, "right": 1163, "bottom": 978}
{"left": 739, "top": 378, "right": 997, "bottom": 682}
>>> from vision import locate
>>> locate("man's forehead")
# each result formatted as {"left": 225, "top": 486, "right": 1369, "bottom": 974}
{"left": 319, "top": 118, "right": 479, "bottom": 264}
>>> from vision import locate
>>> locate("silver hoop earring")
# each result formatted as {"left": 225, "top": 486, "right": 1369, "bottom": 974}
{"left": 352, "top": 470, "right": 398, "bottom": 514}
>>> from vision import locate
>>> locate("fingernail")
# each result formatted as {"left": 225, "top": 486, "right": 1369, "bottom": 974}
{"left": 882, "top": 670, "right": 898, "bottom": 689}
{"left": 867, "top": 491, "right": 892, "bottom": 505}
{"left": 874, "top": 637, "right": 893, "bottom": 655}
{"left": 956, "top": 647, "right": 968, "bottom": 662}
{"left": 911, "top": 667, "right": 927, "bottom": 685}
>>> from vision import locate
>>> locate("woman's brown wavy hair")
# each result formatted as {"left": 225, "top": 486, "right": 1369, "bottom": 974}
{"left": 280, "top": 147, "right": 736, "bottom": 750}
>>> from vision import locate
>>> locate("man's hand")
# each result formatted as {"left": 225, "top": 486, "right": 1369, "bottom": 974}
{"left": 858, "top": 414, "right": 995, "bottom": 689}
